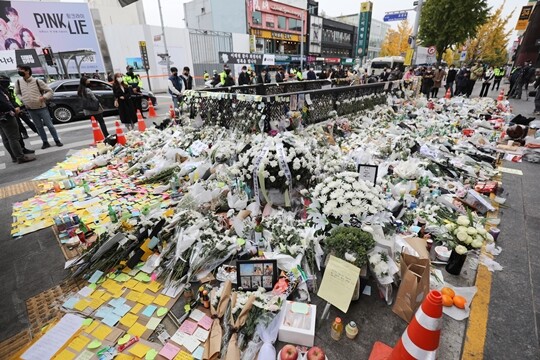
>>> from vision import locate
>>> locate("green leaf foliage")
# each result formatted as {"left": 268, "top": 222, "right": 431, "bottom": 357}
{"left": 324, "top": 226, "right": 375, "bottom": 268}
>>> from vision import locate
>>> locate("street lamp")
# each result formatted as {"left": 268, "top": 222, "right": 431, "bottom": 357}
{"left": 157, "top": 0, "right": 170, "bottom": 74}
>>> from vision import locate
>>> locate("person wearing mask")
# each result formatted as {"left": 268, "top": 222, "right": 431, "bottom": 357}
{"left": 0, "top": 75, "right": 35, "bottom": 164}
{"left": 455, "top": 67, "right": 470, "bottom": 96}
{"left": 181, "top": 67, "right": 193, "bottom": 91}
{"left": 492, "top": 66, "right": 505, "bottom": 91}
{"left": 479, "top": 66, "right": 494, "bottom": 97}
{"left": 508, "top": 65, "right": 522, "bottom": 97}
{"left": 445, "top": 64, "right": 457, "bottom": 96}
{"left": 257, "top": 69, "right": 271, "bottom": 84}
{"left": 131, "top": 86, "right": 145, "bottom": 118}
{"left": 238, "top": 66, "right": 251, "bottom": 85}
{"left": 219, "top": 67, "right": 235, "bottom": 87}
{"left": 421, "top": 66, "right": 435, "bottom": 99}
{"left": 92, "top": 70, "right": 101, "bottom": 80}
{"left": 294, "top": 68, "right": 303, "bottom": 81}
{"left": 211, "top": 70, "right": 220, "bottom": 87}
{"left": 380, "top": 67, "right": 390, "bottom": 82}
{"left": 467, "top": 62, "right": 484, "bottom": 97}
{"left": 367, "top": 69, "right": 378, "bottom": 83}
{"left": 430, "top": 66, "right": 445, "bottom": 98}
{"left": 307, "top": 67, "right": 316, "bottom": 80}
{"left": 203, "top": 70, "right": 210, "bottom": 83}
{"left": 275, "top": 67, "right": 286, "bottom": 83}
{"left": 403, "top": 67, "right": 415, "bottom": 89}
{"left": 77, "top": 76, "right": 109, "bottom": 137}
{"left": 168, "top": 67, "right": 183, "bottom": 111}
{"left": 318, "top": 68, "right": 328, "bottom": 80}
{"left": 112, "top": 73, "right": 137, "bottom": 131}
{"left": 123, "top": 66, "right": 143, "bottom": 88}
{"left": 14, "top": 65, "right": 62, "bottom": 149}
{"left": 522, "top": 61, "right": 536, "bottom": 101}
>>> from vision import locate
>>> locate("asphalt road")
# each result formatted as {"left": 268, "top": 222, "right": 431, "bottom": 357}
{"left": 0, "top": 94, "right": 173, "bottom": 187}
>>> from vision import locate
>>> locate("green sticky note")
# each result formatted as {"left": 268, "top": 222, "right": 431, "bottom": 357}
{"left": 236, "top": 237, "right": 246, "bottom": 246}
{"left": 117, "top": 334, "right": 131, "bottom": 345}
{"left": 217, "top": 182, "right": 226, "bottom": 188}
{"left": 82, "top": 318, "right": 93, "bottom": 326}
{"left": 156, "top": 307, "right": 168, "bottom": 317}
{"left": 145, "top": 349, "right": 158, "bottom": 360}
{"left": 88, "top": 283, "right": 97, "bottom": 290}
{"left": 106, "top": 273, "right": 116, "bottom": 279}
{"left": 184, "top": 304, "right": 191, "bottom": 313}
{"left": 291, "top": 302, "right": 309, "bottom": 315}
{"left": 87, "top": 339, "right": 102, "bottom": 349}
{"left": 115, "top": 273, "right": 131, "bottom": 282}
{"left": 134, "top": 272, "right": 151, "bottom": 282}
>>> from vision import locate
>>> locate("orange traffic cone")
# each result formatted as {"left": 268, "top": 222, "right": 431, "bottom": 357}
{"left": 169, "top": 105, "right": 175, "bottom": 119}
{"left": 90, "top": 116, "right": 105, "bottom": 145}
{"left": 137, "top": 110, "right": 147, "bottom": 132}
{"left": 444, "top": 88, "right": 451, "bottom": 99}
{"left": 115, "top": 121, "right": 126, "bottom": 145}
{"left": 497, "top": 89, "right": 505, "bottom": 102}
{"left": 148, "top": 99, "right": 157, "bottom": 118}
{"left": 368, "top": 290, "right": 443, "bottom": 360}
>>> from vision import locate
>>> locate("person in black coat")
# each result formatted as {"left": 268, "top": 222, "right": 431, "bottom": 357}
{"left": 445, "top": 65, "right": 457, "bottom": 96}
{"left": 307, "top": 68, "right": 316, "bottom": 80}
{"left": 275, "top": 67, "right": 286, "bottom": 83}
{"left": 421, "top": 66, "right": 435, "bottom": 99}
{"left": 238, "top": 66, "right": 251, "bottom": 85}
{"left": 256, "top": 69, "right": 271, "bottom": 84}
{"left": 112, "top": 72, "right": 137, "bottom": 131}
{"left": 455, "top": 68, "right": 470, "bottom": 96}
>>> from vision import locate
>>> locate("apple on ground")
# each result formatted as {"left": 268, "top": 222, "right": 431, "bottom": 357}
{"left": 280, "top": 344, "right": 298, "bottom": 360}
{"left": 307, "top": 346, "right": 325, "bottom": 360}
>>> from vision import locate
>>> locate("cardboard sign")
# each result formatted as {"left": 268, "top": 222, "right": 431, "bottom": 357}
{"left": 317, "top": 255, "right": 361, "bottom": 313}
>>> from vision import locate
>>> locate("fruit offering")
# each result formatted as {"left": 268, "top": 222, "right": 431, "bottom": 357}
{"left": 440, "top": 287, "right": 467, "bottom": 309}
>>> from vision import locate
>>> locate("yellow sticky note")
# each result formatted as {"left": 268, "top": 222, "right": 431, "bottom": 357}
{"left": 127, "top": 322, "right": 147, "bottom": 337}
{"left": 100, "top": 279, "right": 116, "bottom": 291}
{"left": 120, "top": 313, "right": 139, "bottom": 328}
{"left": 124, "top": 279, "right": 138, "bottom": 289}
{"left": 112, "top": 289, "right": 125, "bottom": 298}
{"left": 128, "top": 342, "right": 151, "bottom": 358}
{"left": 88, "top": 298, "right": 105, "bottom": 310}
{"left": 92, "top": 324, "right": 112, "bottom": 341}
{"left": 174, "top": 351, "right": 194, "bottom": 360}
{"left": 100, "top": 292, "right": 113, "bottom": 302}
{"left": 126, "top": 291, "right": 142, "bottom": 302}
{"left": 84, "top": 320, "right": 99, "bottom": 334}
{"left": 147, "top": 282, "right": 161, "bottom": 293}
{"left": 54, "top": 348, "right": 76, "bottom": 360}
{"left": 133, "top": 282, "right": 148, "bottom": 293}
{"left": 68, "top": 335, "right": 91, "bottom": 352}
{"left": 115, "top": 354, "right": 135, "bottom": 360}
{"left": 73, "top": 299, "right": 91, "bottom": 311}
{"left": 137, "top": 293, "right": 155, "bottom": 306}
{"left": 153, "top": 294, "right": 170, "bottom": 307}
{"left": 130, "top": 303, "right": 143, "bottom": 314}
{"left": 90, "top": 290, "right": 106, "bottom": 300}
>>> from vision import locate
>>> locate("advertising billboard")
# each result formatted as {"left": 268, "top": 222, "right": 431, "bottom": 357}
{"left": 309, "top": 15, "right": 322, "bottom": 55}
{"left": 0, "top": 0, "right": 104, "bottom": 72}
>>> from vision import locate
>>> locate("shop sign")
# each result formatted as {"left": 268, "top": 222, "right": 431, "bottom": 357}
{"left": 357, "top": 2, "right": 373, "bottom": 58}
{"left": 341, "top": 58, "right": 354, "bottom": 65}
{"left": 250, "top": 29, "right": 305, "bottom": 42}
{"left": 218, "top": 51, "right": 276, "bottom": 65}
{"left": 515, "top": 5, "right": 533, "bottom": 30}
{"left": 325, "top": 57, "right": 341, "bottom": 63}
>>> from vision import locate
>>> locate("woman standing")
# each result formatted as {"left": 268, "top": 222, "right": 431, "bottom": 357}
{"left": 421, "top": 66, "right": 435, "bottom": 99}
{"left": 431, "top": 66, "right": 446, "bottom": 98}
{"left": 112, "top": 73, "right": 136, "bottom": 131}
{"left": 77, "top": 76, "right": 109, "bottom": 137}
{"left": 479, "top": 66, "right": 494, "bottom": 97}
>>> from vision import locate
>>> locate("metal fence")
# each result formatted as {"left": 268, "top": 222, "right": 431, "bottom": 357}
{"left": 189, "top": 29, "right": 233, "bottom": 87}
{"left": 185, "top": 81, "right": 400, "bottom": 132}
{"left": 202, "top": 79, "right": 353, "bottom": 95}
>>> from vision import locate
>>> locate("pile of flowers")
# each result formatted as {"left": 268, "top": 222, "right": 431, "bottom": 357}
{"left": 436, "top": 209, "right": 495, "bottom": 254}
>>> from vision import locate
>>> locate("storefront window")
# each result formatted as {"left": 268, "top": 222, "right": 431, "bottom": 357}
{"left": 265, "top": 39, "right": 275, "bottom": 53}
{"left": 266, "top": 21, "right": 274, "bottom": 28}
{"left": 252, "top": 11, "right": 262, "bottom": 25}
{"left": 289, "top": 18, "right": 301, "bottom": 31}
{"left": 256, "top": 38, "right": 264, "bottom": 52}
{"left": 278, "top": 16, "right": 286, "bottom": 29}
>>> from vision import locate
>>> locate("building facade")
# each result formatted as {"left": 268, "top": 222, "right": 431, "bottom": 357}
{"left": 247, "top": 0, "right": 307, "bottom": 55}
{"left": 183, "top": 0, "right": 247, "bottom": 34}
{"left": 334, "top": 14, "right": 390, "bottom": 60}
{"left": 321, "top": 18, "right": 356, "bottom": 61}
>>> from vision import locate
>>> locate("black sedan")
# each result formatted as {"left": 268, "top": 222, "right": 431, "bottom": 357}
{"left": 48, "top": 79, "right": 157, "bottom": 123}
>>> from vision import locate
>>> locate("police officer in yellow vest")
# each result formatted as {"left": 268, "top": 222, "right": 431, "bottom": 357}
{"left": 294, "top": 68, "right": 303, "bottom": 81}
{"left": 492, "top": 66, "right": 505, "bottom": 91}
{"left": 123, "top": 66, "right": 143, "bottom": 88}
{"left": 203, "top": 70, "right": 210, "bottom": 82}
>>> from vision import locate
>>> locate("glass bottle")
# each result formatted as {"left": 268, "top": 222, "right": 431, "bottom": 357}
{"left": 331, "top": 317, "right": 343, "bottom": 340}
{"left": 108, "top": 205, "right": 118, "bottom": 223}
{"left": 345, "top": 321, "right": 358, "bottom": 339}
{"left": 255, "top": 218, "right": 265, "bottom": 257}
{"left": 202, "top": 290, "right": 210, "bottom": 309}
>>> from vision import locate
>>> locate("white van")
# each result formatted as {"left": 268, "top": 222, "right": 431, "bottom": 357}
{"left": 367, "top": 56, "right": 405, "bottom": 76}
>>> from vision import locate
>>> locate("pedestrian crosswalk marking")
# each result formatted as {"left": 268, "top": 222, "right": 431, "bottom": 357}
{"left": 0, "top": 180, "right": 41, "bottom": 199}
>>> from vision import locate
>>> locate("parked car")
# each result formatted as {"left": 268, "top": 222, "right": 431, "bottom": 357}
{"left": 47, "top": 79, "right": 157, "bottom": 123}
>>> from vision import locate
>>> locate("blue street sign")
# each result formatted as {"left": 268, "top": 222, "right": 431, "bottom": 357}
{"left": 383, "top": 12, "right": 408, "bottom": 22}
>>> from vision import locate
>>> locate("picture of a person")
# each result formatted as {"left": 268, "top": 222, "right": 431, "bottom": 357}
{"left": 0, "top": 19, "right": 8, "bottom": 50}
{"left": 4, "top": 37, "right": 21, "bottom": 50}
{"left": 19, "top": 28, "right": 40, "bottom": 49}
{"left": 262, "top": 276, "right": 273, "bottom": 288}
{"left": 5, "top": 7, "right": 22, "bottom": 44}
{"left": 253, "top": 265, "right": 262, "bottom": 275}
{"left": 251, "top": 276, "right": 262, "bottom": 288}
{"left": 264, "top": 265, "right": 273, "bottom": 276}
{"left": 241, "top": 277, "right": 251, "bottom": 289}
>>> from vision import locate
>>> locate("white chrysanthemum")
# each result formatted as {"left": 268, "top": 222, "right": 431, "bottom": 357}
{"left": 457, "top": 216, "right": 470, "bottom": 226}
{"left": 455, "top": 245, "right": 468, "bottom": 255}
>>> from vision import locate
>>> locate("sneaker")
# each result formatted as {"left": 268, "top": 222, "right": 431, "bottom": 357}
{"left": 41, "top": 142, "right": 50, "bottom": 149}
{"left": 55, "top": 141, "right": 63, "bottom": 147}
{"left": 23, "top": 148, "right": 35, "bottom": 154}
{"left": 17, "top": 155, "right": 36, "bottom": 164}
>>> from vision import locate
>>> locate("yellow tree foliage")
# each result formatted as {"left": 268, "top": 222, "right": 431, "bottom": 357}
{"left": 442, "top": 48, "right": 455, "bottom": 65}
{"left": 465, "top": 3, "right": 513, "bottom": 65}
{"left": 379, "top": 20, "right": 412, "bottom": 57}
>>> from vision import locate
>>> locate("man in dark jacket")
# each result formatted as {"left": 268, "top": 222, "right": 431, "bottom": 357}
{"left": 256, "top": 69, "right": 271, "bottom": 84}
{"left": 0, "top": 75, "right": 35, "bottom": 164}
{"left": 168, "top": 67, "right": 183, "bottom": 110}
{"left": 181, "top": 67, "right": 193, "bottom": 91}
{"left": 238, "top": 66, "right": 250, "bottom": 85}
{"left": 307, "top": 67, "right": 316, "bottom": 80}
{"left": 275, "top": 67, "right": 286, "bottom": 83}
{"left": 445, "top": 64, "right": 457, "bottom": 96}
{"left": 455, "top": 67, "right": 470, "bottom": 96}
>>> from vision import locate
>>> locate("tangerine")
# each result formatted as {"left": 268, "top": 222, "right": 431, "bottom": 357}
{"left": 441, "top": 287, "right": 455, "bottom": 299}
{"left": 453, "top": 295, "right": 467, "bottom": 309}
{"left": 442, "top": 294, "right": 454, "bottom": 307}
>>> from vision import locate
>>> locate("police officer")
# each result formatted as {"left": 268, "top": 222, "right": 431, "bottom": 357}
{"left": 492, "top": 66, "right": 505, "bottom": 91}
{"left": 123, "top": 66, "right": 143, "bottom": 88}
{"left": 203, "top": 70, "right": 210, "bottom": 82}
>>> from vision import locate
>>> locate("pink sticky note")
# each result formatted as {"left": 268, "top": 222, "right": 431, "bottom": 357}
{"left": 178, "top": 320, "right": 198, "bottom": 335}
{"left": 198, "top": 316, "right": 213, "bottom": 331}
{"left": 158, "top": 342, "right": 181, "bottom": 360}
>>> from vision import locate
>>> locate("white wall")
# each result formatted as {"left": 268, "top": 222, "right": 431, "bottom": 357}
{"left": 102, "top": 25, "right": 193, "bottom": 93}
{"left": 232, "top": 33, "right": 250, "bottom": 53}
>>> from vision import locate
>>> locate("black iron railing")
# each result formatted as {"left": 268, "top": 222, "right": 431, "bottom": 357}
{"left": 201, "top": 79, "right": 351, "bottom": 95}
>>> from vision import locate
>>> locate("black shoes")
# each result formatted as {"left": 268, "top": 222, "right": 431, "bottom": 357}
{"left": 22, "top": 134, "right": 29, "bottom": 139}
{"left": 55, "top": 141, "right": 63, "bottom": 147}
{"left": 17, "top": 155, "right": 36, "bottom": 164}
{"left": 23, "top": 148, "right": 35, "bottom": 154}
{"left": 42, "top": 142, "right": 50, "bottom": 149}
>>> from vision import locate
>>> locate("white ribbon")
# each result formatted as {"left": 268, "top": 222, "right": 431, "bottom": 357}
{"left": 252, "top": 143, "right": 270, "bottom": 206}
{"left": 275, "top": 141, "right": 293, "bottom": 206}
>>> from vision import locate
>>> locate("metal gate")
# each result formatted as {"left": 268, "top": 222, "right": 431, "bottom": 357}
{"left": 189, "top": 29, "right": 233, "bottom": 87}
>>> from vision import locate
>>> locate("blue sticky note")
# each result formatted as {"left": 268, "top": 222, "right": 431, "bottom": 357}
{"left": 102, "top": 313, "right": 121, "bottom": 327}
{"left": 62, "top": 296, "right": 79, "bottom": 309}
{"left": 142, "top": 305, "right": 157, "bottom": 317}
{"left": 108, "top": 297, "right": 126, "bottom": 308}
{"left": 192, "top": 346, "right": 204, "bottom": 360}
{"left": 95, "top": 306, "right": 114, "bottom": 319}
{"left": 88, "top": 270, "right": 104, "bottom": 284}
{"left": 113, "top": 303, "right": 131, "bottom": 317}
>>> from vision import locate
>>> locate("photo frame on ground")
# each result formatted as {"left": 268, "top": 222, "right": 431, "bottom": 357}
{"left": 236, "top": 259, "right": 278, "bottom": 291}
{"left": 357, "top": 164, "right": 378, "bottom": 186}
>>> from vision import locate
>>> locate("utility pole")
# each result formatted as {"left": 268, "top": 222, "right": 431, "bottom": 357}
{"left": 158, "top": 0, "right": 171, "bottom": 74}
{"left": 411, "top": 0, "right": 423, "bottom": 65}
{"left": 300, "top": 13, "right": 305, "bottom": 71}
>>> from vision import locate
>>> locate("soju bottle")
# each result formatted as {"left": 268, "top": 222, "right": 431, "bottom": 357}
{"left": 108, "top": 205, "right": 118, "bottom": 223}
{"left": 82, "top": 179, "right": 90, "bottom": 195}
{"left": 255, "top": 218, "right": 265, "bottom": 257}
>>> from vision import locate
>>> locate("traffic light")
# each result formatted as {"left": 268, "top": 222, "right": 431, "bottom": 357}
{"left": 42, "top": 47, "right": 55, "bottom": 66}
